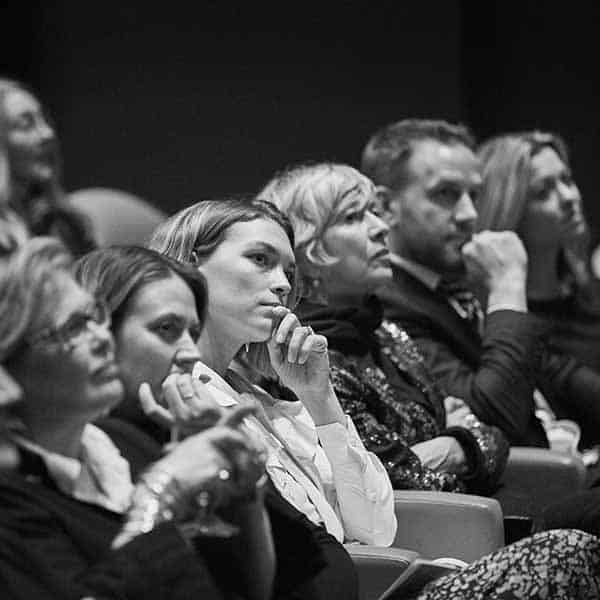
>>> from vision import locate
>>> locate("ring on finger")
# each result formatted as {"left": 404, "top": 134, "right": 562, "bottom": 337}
{"left": 217, "top": 468, "right": 231, "bottom": 482}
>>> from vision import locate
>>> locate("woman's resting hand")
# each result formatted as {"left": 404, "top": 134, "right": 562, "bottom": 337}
{"left": 444, "top": 396, "right": 475, "bottom": 428}
{"left": 411, "top": 436, "right": 468, "bottom": 474}
{"left": 161, "top": 405, "right": 267, "bottom": 505}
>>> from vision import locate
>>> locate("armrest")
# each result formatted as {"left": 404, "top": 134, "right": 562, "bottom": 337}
{"left": 498, "top": 447, "right": 586, "bottom": 513}
{"left": 502, "top": 447, "right": 586, "bottom": 494}
{"left": 344, "top": 544, "right": 419, "bottom": 600}
{"left": 393, "top": 491, "right": 504, "bottom": 562}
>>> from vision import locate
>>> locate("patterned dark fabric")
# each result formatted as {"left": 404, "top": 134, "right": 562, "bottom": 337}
{"left": 414, "top": 529, "right": 600, "bottom": 599}
{"left": 298, "top": 297, "right": 509, "bottom": 495}
{"left": 377, "top": 319, "right": 509, "bottom": 494}
{"left": 437, "top": 278, "right": 485, "bottom": 334}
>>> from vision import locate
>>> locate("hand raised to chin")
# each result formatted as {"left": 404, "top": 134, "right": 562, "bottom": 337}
{"left": 266, "top": 306, "right": 331, "bottom": 398}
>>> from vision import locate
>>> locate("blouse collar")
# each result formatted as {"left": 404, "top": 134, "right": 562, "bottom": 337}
{"left": 15, "top": 424, "right": 133, "bottom": 513}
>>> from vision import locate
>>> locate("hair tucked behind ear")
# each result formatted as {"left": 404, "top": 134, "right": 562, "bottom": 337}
{"left": 259, "top": 162, "right": 376, "bottom": 299}
{"left": 148, "top": 197, "right": 297, "bottom": 382}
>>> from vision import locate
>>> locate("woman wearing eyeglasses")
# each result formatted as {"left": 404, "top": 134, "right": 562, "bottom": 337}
{"left": 74, "top": 243, "right": 362, "bottom": 599}
{"left": 0, "top": 237, "right": 284, "bottom": 600}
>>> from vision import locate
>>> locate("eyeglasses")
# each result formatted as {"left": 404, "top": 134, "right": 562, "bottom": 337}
{"left": 26, "top": 299, "right": 111, "bottom": 353}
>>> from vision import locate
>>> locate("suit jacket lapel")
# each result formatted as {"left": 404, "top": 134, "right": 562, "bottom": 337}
{"left": 381, "top": 265, "right": 483, "bottom": 366}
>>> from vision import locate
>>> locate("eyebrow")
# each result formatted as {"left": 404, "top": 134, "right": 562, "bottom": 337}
{"left": 338, "top": 186, "right": 370, "bottom": 212}
{"left": 428, "top": 171, "right": 482, "bottom": 187}
{"left": 247, "top": 241, "right": 296, "bottom": 265}
{"left": 531, "top": 168, "right": 571, "bottom": 186}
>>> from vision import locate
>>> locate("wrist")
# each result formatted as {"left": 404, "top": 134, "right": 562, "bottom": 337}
{"left": 112, "top": 464, "right": 189, "bottom": 549}
{"left": 301, "top": 382, "right": 346, "bottom": 426}
{"left": 220, "top": 473, "right": 269, "bottom": 522}
{"left": 487, "top": 278, "right": 527, "bottom": 312}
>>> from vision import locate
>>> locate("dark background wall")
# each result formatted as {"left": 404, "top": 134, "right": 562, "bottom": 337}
{"left": 2, "top": 3, "right": 599, "bottom": 241}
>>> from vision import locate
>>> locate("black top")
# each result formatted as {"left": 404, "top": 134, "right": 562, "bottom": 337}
{"left": 99, "top": 417, "right": 359, "bottom": 600}
{"left": 297, "top": 297, "right": 509, "bottom": 496}
{"left": 380, "top": 263, "right": 600, "bottom": 449}
{"left": 0, "top": 420, "right": 357, "bottom": 600}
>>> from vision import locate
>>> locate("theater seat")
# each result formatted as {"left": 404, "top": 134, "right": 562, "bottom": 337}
{"left": 69, "top": 187, "right": 166, "bottom": 246}
{"left": 345, "top": 491, "right": 504, "bottom": 599}
{"left": 500, "top": 447, "right": 586, "bottom": 512}
{"left": 344, "top": 545, "right": 419, "bottom": 600}
{"left": 392, "top": 490, "right": 504, "bottom": 562}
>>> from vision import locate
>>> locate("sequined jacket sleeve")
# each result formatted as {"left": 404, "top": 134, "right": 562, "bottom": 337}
{"left": 328, "top": 350, "right": 465, "bottom": 493}
{"left": 376, "top": 322, "right": 509, "bottom": 494}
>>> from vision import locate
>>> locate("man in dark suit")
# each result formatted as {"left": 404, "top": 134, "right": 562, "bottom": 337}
{"left": 361, "top": 119, "right": 600, "bottom": 448}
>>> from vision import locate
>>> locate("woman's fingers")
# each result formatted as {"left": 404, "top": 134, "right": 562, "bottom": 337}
{"left": 139, "top": 382, "right": 175, "bottom": 428}
{"left": 297, "top": 332, "right": 319, "bottom": 364}
{"left": 163, "top": 375, "right": 194, "bottom": 421}
{"left": 274, "top": 311, "right": 300, "bottom": 344}
{"left": 175, "top": 372, "right": 195, "bottom": 399}
{"left": 207, "top": 426, "right": 267, "bottom": 492}
{"left": 163, "top": 373, "right": 224, "bottom": 430}
{"left": 219, "top": 405, "right": 257, "bottom": 429}
{"left": 190, "top": 377, "right": 223, "bottom": 423}
{"left": 269, "top": 308, "right": 328, "bottom": 364}
{"left": 287, "top": 325, "right": 311, "bottom": 363}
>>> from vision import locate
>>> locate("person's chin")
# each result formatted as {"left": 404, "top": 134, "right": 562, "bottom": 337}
{"left": 441, "top": 251, "right": 467, "bottom": 276}
{"left": 247, "top": 320, "right": 274, "bottom": 344}
{"left": 28, "top": 163, "right": 55, "bottom": 183}
{"left": 368, "top": 267, "right": 393, "bottom": 291}
{"left": 93, "top": 380, "right": 124, "bottom": 412}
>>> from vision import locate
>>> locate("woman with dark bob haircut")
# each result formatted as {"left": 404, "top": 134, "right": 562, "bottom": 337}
{"left": 74, "top": 245, "right": 215, "bottom": 443}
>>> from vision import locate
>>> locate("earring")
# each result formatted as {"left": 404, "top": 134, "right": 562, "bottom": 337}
{"left": 244, "top": 343, "right": 250, "bottom": 353}
{"left": 303, "top": 276, "right": 329, "bottom": 306}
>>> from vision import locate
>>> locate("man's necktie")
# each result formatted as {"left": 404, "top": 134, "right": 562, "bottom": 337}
{"left": 438, "top": 279, "right": 485, "bottom": 334}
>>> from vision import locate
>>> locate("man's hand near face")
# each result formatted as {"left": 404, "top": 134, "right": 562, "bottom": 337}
{"left": 462, "top": 231, "right": 528, "bottom": 313}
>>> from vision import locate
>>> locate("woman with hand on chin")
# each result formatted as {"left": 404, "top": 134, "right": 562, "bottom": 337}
{"left": 261, "top": 163, "right": 509, "bottom": 496}
{"left": 148, "top": 198, "right": 397, "bottom": 549}
{"left": 75, "top": 243, "right": 360, "bottom": 599}
{"left": 0, "top": 237, "right": 276, "bottom": 600}
{"left": 258, "top": 163, "right": 600, "bottom": 598}
{"left": 477, "top": 132, "right": 600, "bottom": 368}
{"left": 477, "top": 132, "right": 600, "bottom": 448}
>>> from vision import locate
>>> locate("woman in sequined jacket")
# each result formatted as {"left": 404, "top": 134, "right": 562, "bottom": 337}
{"left": 261, "top": 163, "right": 509, "bottom": 495}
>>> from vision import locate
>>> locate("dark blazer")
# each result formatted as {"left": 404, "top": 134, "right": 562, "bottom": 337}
{"left": 380, "top": 265, "right": 600, "bottom": 448}
{"left": 378, "top": 265, "right": 550, "bottom": 447}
